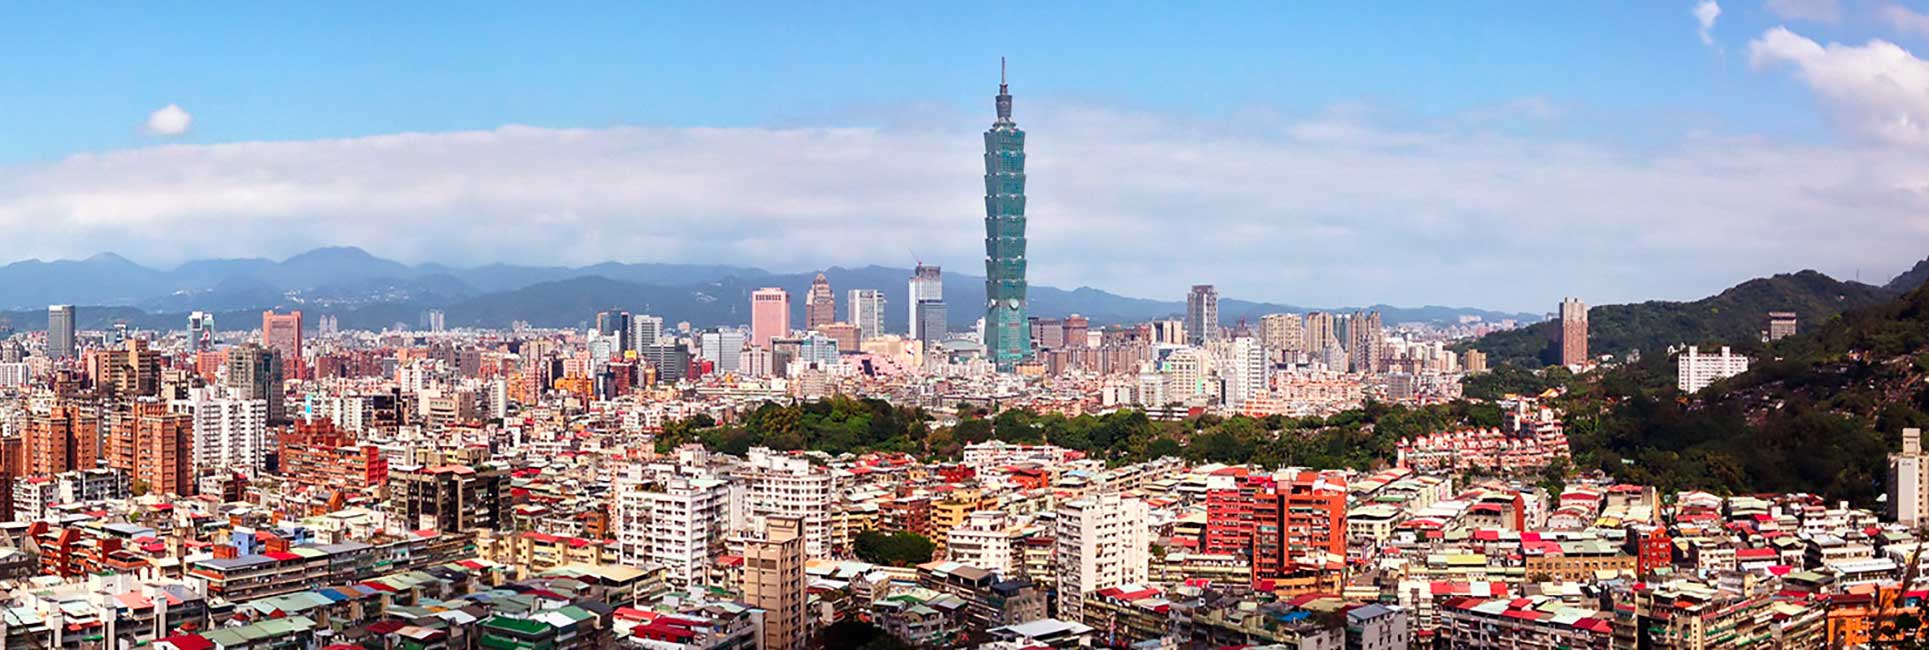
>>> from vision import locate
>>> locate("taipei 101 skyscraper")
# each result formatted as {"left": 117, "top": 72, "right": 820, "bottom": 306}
{"left": 982, "top": 58, "right": 1031, "bottom": 370}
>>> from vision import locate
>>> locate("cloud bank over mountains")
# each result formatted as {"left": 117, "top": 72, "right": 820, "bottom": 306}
{"left": 3, "top": 16, "right": 1928, "bottom": 312}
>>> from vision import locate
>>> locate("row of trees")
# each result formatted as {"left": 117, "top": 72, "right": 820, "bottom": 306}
{"left": 655, "top": 395, "right": 1511, "bottom": 474}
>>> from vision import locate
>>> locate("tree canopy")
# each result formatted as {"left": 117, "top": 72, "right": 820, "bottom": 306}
{"left": 852, "top": 531, "right": 935, "bottom": 567}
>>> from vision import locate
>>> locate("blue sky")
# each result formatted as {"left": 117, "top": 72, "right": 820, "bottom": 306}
{"left": 0, "top": 3, "right": 1832, "bottom": 158}
{"left": 2, "top": 1, "right": 1927, "bottom": 311}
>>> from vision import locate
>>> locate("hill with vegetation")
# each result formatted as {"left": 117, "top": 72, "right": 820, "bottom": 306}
{"left": 1888, "top": 257, "right": 1929, "bottom": 293}
{"left": 1551, "top": 278, "right": 1929, "bottom": 504}
{"left": 1463, "top": 269, "right": 1900, "bottom": 367}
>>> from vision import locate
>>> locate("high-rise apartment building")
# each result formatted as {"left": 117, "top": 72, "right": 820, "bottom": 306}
{"left": 743, "top": 515, "right": 807, "bottom": 650}
{"left": 640, "top": 343, "right": 690, "bottom": 383}
{"left": 946, "top": 510, "right": 1017, "bottom": 576}
{"left": 631, "top": 314, "right": 664, "bottom": 349}
{"left": 188, "top": 311, "right": 215, "bottom": 352}
{"left": 615, "top": 475, "right": 732, "bottom": 589}
{"left": 751, "top": 288, "right": 791, "bottom": 349}
{"left": 46, "top": 305, "right": 75, "bottom": 360}
{"left": 805, "top": 273, "right": 836, "bottom": 332}
{"left": 1891, "top": 428, "right": 1929, "bottom": 528}
{"left": 277, "top": 419, "right": 389, "bottom": 491}
{"left": 1303, "top": 312, "right": 1337, "bottom": 353}
{"left": 106, "top": 400, "right": 192, "bottom": 497}
{"left": 1766, "top": 311, "right": 1798, "bottom": 341}
{"left": 847, "top": 289, "right": 886, "bottom": 341}
{"left": 97, "top": 338, "right": 161, "bottom": 397}
{"left": 261, "top": 310, "right": 303, "bottom": 379}
{"left": 916, "top": 301, "right": 948, "bottom": 350}
{"left": 26, "top": 403, "right": 100, "bottom": 477}
{"left": 1063, "top": 314, "right": 1090, "bottom": 349}
{"left": 389, "top": 464, "right": 508, "bottom": 532}
{"left": 1559, "top": 297, "right": 1589, "bottom": 366}
{"left": 224, "top": 344, "right": 286, "bottom": 423}
{"left": 1151, "top": 320, "right": 1186, "bottom": 346}
{"left": 1347, "top": 310, "right": 1383, "bottom": 374}
{"left": 982, "top": 63, "right": 1032, "bottom": 371}
{"left": 420, "top": 309, "right": 446, "bottom": 333}
{"left": 596, "top": 310, "right": 631, "bottom": 354}
{"left": 1185, "top": 285, "right": 1219, "bottom": 346}
{"left": 1226, "top": 336, "right": 1269, "bottom": 408}
{"left": 1677, "top": 346, "right": 1750, "bottom": 394}
{"left": 699, "top": 329, "right": 746, "bottom": 374}
{"left": 1465, "top": 349, "right": 1489, "bottom": 373}
{"left": 1252, "top": 472, "right": 1347, "bottom": 580}
{"left": 909, "top": 264, "right": 943, "bottom": 340}
{"left": 1030, "top": 317, "right": 1064, "bottom": 350}
{"left": 1054, "top": 493, "right": 1149, "bottom": 621}
{"left": 1259, "top": 313, "right": 1304, "bottom": 362}
{"left": 739, "top": 447, "right": 836, "bottom": 557}
{"left": 171, "top": 394, "right": 269, "bottom": 474}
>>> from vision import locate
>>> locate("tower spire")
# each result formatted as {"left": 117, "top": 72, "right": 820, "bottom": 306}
{"left": 995, "top": 57, "right": 1013, "bottom": 123}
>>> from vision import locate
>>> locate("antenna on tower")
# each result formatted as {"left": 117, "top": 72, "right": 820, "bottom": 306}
{"left": 1001, "top": 57, "right": 1006, "bottom": 85}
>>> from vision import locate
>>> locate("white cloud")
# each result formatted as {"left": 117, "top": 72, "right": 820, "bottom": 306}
{"left": 1884, "top": 4, "right": 1929, "bottom": 37}
{"left": 144, "top": 104, "right": 192, "bottom": 136}
{"left": 1695, "top": 0, "right": 1723, "bottom": 46}
{"left": 1749, "top": 27, "right": 1929, "bottom": 146}
{"left": 1, "top": 105, "right": 1925, "bottom": 313}
{"left": 1765, "top": 0, "right": 1840, "bottom": 23}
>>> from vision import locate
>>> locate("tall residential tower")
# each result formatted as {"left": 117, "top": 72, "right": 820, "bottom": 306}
{"left": 1186, "top": 285, "right": 1219, "bottom": 346}
{"left": 982, "top": 60, "right": 1032, "bottom": 370}
{"left": 46, "top": 305, "right": 75, "bottom": 360}
{"left": 1559, "top": 297, "right": 1589, "bottom": 366}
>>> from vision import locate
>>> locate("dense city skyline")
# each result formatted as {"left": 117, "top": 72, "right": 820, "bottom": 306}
{"left": 4, "top": 5, "right": 1929, "bottom": 648}
{"left": 4, "top": 5, "right": 1928, "bottom": 312}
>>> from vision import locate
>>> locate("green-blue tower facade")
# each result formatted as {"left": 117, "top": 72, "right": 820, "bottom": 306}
{"left": 983, "top": 61, "right": 1031, "bottom": 371}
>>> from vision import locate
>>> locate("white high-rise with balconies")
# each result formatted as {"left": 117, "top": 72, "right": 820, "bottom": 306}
{"left": 614, "top": 472, "right": 733, "bottom": 588}
{"left": 739, "top": 447, "right": 837, "bottom": 557}
{"left": 1677, "top": 346, "right": 1750, "bottom": 394}
{"left": 1225, "top": 336, "right": 1269, "bottom": 409}
{"left": 1891, "top": 428, "right": 1929, "bottom": 528}
{"left": 169, "top": 393, "right": 269, "bottom": 473}
{"left": 1054, "top": 492, "right": 1149, "bottom": 621}
{"left": 946, "top": 510, "right": 1017, "bottom": 576}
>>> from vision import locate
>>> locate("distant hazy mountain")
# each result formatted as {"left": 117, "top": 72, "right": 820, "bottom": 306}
{"left": 0, "top": 246, "right": 1537, "bottom": 331}
{"left": 1886, "top": 257, "right": 1929, "bottom": 292}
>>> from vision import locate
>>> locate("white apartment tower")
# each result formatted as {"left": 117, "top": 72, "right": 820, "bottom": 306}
{"left": 847, "top": 289, "right": 886, "bottom": 342}
{"left": 1161, "top": 348, "right": 1210, "bottom": 404}
{"left": 1892, "top": 428, "right": 1929, "bottom": 528}
{"left": 631, "top": 314, "right": 665, "bottom": 349}
{"left": 1055, "top": 493, "right": 1150, "bottom": 621}
{"left": 1225, "top": 336, "right": 1269, "bottom": 409}
{"left": 170, "top": 395, "right": 269, "bottom": 473}
{"left": 614, "top": 474, "right": 733, "bottom": 588}
{"left": 739, "top": 447, "right": 837, "bottom": 557}
{"left": 909, "top": 264, "right": 943, "bottom": 340}
{"left": 1677, "top": 346, "right": 1750, "bottom": 394}
{"left": 946, "top": 510, "right": 1017, "bottom": 576}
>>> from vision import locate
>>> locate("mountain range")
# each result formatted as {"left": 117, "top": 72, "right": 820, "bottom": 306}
{"left": 0, "top": 247, "right": 1538, "bottom": 332}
